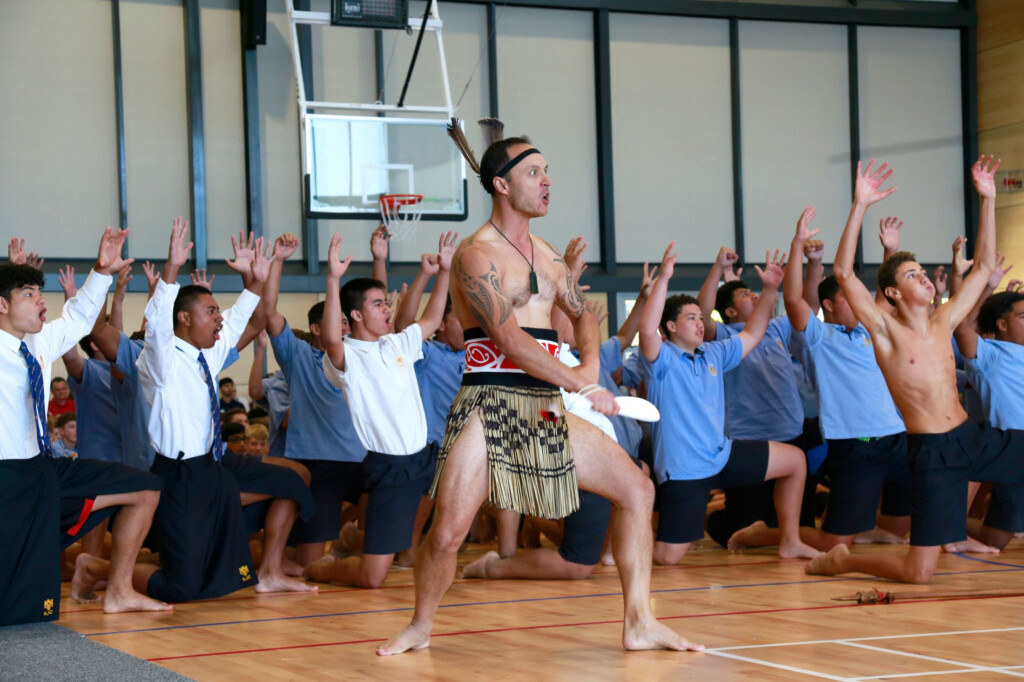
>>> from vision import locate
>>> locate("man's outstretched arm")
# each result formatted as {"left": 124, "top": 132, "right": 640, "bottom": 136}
{"left": 835, "top": 160, "right": 896, "bottom": 337}
{"left": 784, "top": 206, "right": 818, "bottom": 332}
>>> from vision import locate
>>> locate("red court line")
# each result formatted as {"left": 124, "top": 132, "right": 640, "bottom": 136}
{"left": 147, "top": 594, "right": 1024, "bottom": 663}
{"left": 60, "top": 559, "right": 785, "bottom": 615}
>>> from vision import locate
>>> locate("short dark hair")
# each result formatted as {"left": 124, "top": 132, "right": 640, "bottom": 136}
{"left": 56, "top": 412, "right": 76, "bottom": 428}
{"left": 0, "top": 263, "right": 45, "bottom": 301}
{"left": 218, "top": 377, "right": 234, "bottom": 388}
{"left": 248, "top": 405, "right": 268, "bottom": 421}
{"left": 661, "top": 294, "right": 700, "bottom": 338}
{"left": 715, "top": 281, "right": 750, "bottom": 321}
{"left": 173, "top": 284, "right": 213, "bottom": 327}
{"left": 876, "top": 251, "right": 918, "bottom": 306}
{"left": 978, "top": 291, "right": 1024, "bottom": 335}
{"left": 307, "top": 301, "right": 325, "bottom": 327}
{"left": 817, "top": 275, "right": 841, "bottom": 306}
{"left": 222, "top": 421, "right": 246, "bottom": 441}
{"left": 129, "top": 330, "right": 145, "bottom": 342}
{"left": 222, "top": 407, "right": 246, "bottom": 422}
{"left": 78, "top": 335, "right": 95, "bottom": 357}
{"left": 50, "top": 377, "right": 67, "bottom": 389}
{"left": 340, "top": 278, "right": 386, "bottom": 320}
{"left": 479, "top": 136, "right": 533, "bottom": 195}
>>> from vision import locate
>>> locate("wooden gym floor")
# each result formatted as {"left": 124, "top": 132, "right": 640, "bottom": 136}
{"left": 58, "top": 540, "right": 1024, "bottom": 680}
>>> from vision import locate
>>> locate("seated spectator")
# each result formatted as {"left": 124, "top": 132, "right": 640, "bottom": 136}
{"left": 223, "top": 422, "right": 248, "bottom": 456}
{"left": 51, "top": 412, "right": 78, "bottom": 458}
{"left": 47, "top": 376, "right": 76, "bottom": 416}
{"left": 223, "top": 407, "right": 248, "bottom": 428}
{"left": 246, "top": 424, "right": 270, "bottom": 457}
{"left": 248, "top": 406, "right": 270, "bottom": 428}
{"left": 219, "top": 376, "right": 246, "bottom": 412}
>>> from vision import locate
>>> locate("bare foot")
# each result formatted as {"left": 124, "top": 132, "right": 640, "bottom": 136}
{"left": 461, "top": 550, "right": 500, "bottom": 579}
{"left": 943, "top": 538, "right": 1000, "bottom": 554}
{"left": 303, "top": 555, "right": 338, "bottom": 583}
{"left": 622, "top": 618, "right": 704, "bottom": 652}
{"left": 282, "top": 556, "right": 305, "bottom": 577}
{"left": 255, "top": 573, "right": 319, "bottom": 593}
{"left": 805, "top": 543, "right": 849, "bottom": 576}
{"left": 376, "top": 622, "right": 431, "bottom": 656}
{"left": 70, "top": 553, "right": 103, "bottom": 603}
{"left": 102, "top": 589, "right": 173, "bottom": 614}
{"left": 395, "top": 547, "right": 416, "bottom": 568}
{"left": 779, "top": 538, "right": 822, "bottom": 560}
{"left": 600, "top": 551, "right": 616, "bottom": 566}
{"left": 854, "top": 527, "right": 908, "bottom": 545}
{"left": 727, "top": 520, "right": 774, "bottom": 552}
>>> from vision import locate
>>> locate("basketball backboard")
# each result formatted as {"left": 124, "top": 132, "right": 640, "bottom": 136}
{"left": 303, "top": 114, "right": 467, "bottom": 221}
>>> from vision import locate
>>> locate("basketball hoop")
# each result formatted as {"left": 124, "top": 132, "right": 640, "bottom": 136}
{"left": 379, "top": 194, "right": 424, "bottom": 243}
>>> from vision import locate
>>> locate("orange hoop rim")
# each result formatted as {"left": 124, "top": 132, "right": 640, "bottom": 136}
{"left": 379, "top": 194, "right": 424, "bottom": 211}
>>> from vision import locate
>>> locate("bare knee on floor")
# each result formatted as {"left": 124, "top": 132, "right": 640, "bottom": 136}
{"left": 653, "top": 542, "right": 688, "bottom": 565}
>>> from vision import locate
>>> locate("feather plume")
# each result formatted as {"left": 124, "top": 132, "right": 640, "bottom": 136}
{"left": 478, "top": 117, "right": 505, "bottom": 148}
{"left": 447, "top": 118, "right": 481, "bottom": 176}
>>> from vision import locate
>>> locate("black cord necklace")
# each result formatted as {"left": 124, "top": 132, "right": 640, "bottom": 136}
{"left": 489, "top": 219, "right": 539, "bottom": 294}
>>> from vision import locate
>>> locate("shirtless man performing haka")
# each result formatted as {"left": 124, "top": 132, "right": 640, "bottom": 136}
{"left": 377, "top": 119, "right": 701, "bottom": 655}
{"left": 807, "top": 155, "right": 1024, "bottom": 583}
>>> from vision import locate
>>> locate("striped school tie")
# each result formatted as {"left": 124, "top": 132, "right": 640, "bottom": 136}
{"left": 196, "top": 352, "right": 223, "bottom": 461}
{"left": 19, "top": 341, "right": 52, "bottom": 457}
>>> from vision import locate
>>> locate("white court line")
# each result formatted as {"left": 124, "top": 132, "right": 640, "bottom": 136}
{"left": 838, "top": 641, "right": 985, "bottom": 671}
{"left": 713, "top": 626, "right": 1024, "bottom": 652}
{"left": 853, "top": 669, "right": 1016, "bottom": 680}
{"left": 704, "top": 649, "right": 851, "bottom": 681}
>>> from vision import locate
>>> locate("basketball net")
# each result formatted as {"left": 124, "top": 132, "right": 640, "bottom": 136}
{"left": 379, "top": 194, "right": 424, "bottom": 243}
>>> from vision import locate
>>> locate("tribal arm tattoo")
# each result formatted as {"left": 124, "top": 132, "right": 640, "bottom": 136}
{"left": 458, "top": 258, "right": 514, "bottom": 331}
{"left": 557, "top": 259, "right": 586, "bottom": 320}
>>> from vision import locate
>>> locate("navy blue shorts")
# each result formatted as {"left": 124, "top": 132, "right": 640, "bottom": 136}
{"left": 557, "top": 457, "right": 642, "bottom": 566}
{"left": 820, "top": 433, "right": 910, "bottom": 536}
{"left": 657, "top": 440, "right": 769, "bottom": 545}
{"left": 362, "top": 445, "right": 437, "bottom": 555}
{"left": 984, "top": 484, "right": 1024, "bottom": 533}
{"left": 908, "top": 420, "right": 1024, "bottom": 546}
{"left": 223, "top": 453, "right": 315, "bottom": 535}
{"left": 288, "top": 459, "right": 363, "bottom": 545}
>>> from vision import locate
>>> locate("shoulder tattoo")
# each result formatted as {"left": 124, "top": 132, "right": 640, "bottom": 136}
{"left": 459, "top": 260, "right": 513, "bottom": 329}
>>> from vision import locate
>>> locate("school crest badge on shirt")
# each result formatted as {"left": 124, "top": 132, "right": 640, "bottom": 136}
{"left": 709, "top": 364, "right": 718, "bottom": 377}
{"left": 395, "top": 356, "right": 406, "bottom": 368}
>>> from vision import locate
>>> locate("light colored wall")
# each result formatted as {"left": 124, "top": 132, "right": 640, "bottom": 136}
{"left": 978, "top": 0, "right": 1024, "bottom": 290}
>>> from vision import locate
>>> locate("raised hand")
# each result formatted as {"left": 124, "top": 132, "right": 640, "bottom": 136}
{"left": 249, "top": 237, "right": 273, "bottom": 284}
{"left": 972, "top": 154, "right": 1001, "bottom": 199}
{"left": 438, "top": 230, "right": 458, "bottom": 271}
{"left": 167, "top": 217, "right": 193, "bottom": 268}
{"left": 932, "top": 265, "right": 947, "bottom": 300}
{"left": 273, "top": 233, "right": 300, "bottom": 261}
{"left": 793, "top": 205, "right": 819, "bottom": 245}
{"left": 1006, "top": 279, "right": 1023, "bottom": 294}
{"left": 226, "top": 230, "right": 257, "bottom": 274}
{"left": 370, "top": 224, "right": 391, "bottom": 261}
{"left": 115, "top": 264, "right": 133, "bottom": 300}
{"left": 723, "top": 264, "right": 743, "bottom": 283}
{"left": 585, "top": 299, "right": 608, "bottom": 326}
{"left": 8, "top": 238, "right": 44, "bottom": 269}
{"left": 563, "top": 236, "right": 588, "bottom": 283}
{"left": 878, "top": 216, "right": 904, "bottom": 253}
{"left": 952, "top": 235, "right": 973, "bottom": 277}
{"left": 988, "top": 253, "right": 1013, "bottom": 289}
{"left": 387, "top": 283, "right": 408, "bottom": 313}
{"left": 716, "top": 246, "right": 739, "bottom": 271}
{"left": 420, "top": 252, "right": 440, "bottom": 277}
{"left": 640, "top": 261, "right": 658, "bottom": 299}
{"left": 57, "top": 266, "right": 77, "bottom": 299}
{"left": 190, "top": 268, "right": 216, "bottom": 289}
{"left": 326, "top": 233, "right": 354, "bottom": 281}
{"left": 804, "top": 239, "right": 825, "bottom": 262}
{"left": 95, "top": 226, "right": 134, "bottom": 275}
{"left": 854, "top": 159, "right": 897, "bottom": 206}
{"left": 660, "top": 242, "right": 678, "bottom": 281}
{"left": 141, "top": 261, "right": 160, "bottom": 294}
{"left": 755, "top": 250, "right": 785, "bottom": 290}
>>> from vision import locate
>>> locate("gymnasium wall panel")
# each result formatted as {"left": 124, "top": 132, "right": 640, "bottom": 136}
{"left": 739, "top": 21, "right": 851, "bottom": 265}
{"left": 858, "top": 26, "right": 964, "bottom": 265}
{"left": 0, "top": 1, "right": 119, "bottom": 256}
{"left": 610, "top": 14, "right": 733, "bottom": 265}
{"left": 497, "top": 7, "right": 601, "bottom": 260}
{"left": 121, "top": 0, "right": 192, "bottom": 258}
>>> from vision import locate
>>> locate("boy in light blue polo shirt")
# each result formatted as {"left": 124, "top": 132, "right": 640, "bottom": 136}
{"left": 958, "top": 289, "right": 1024, "bottom": 550}
{"left": 730, "top": 209, "right": 910, "bottom": 553}
{"left": 639, "top": 242, "right": 820, "bottom": 565}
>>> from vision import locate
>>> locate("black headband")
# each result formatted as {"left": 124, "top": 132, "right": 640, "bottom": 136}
{"left": 496, "top": 148, "right": 541, "bottom": 178}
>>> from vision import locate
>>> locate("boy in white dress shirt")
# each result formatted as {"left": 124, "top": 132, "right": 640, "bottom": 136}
{"left": 128, "top": 219, "right": 312, "bottom": 601}
{"left": 0, "top": 229, "right": 170, "bottom": 626}
{"left": 303, "top": 231, "right": 456, "bottom": 588}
